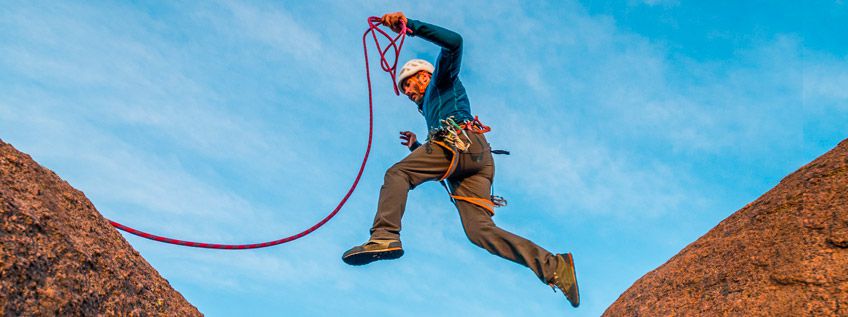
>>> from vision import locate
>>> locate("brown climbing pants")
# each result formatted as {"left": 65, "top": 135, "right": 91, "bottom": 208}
{"left": 369, "top": 133, "right": 559, "bottom": 283}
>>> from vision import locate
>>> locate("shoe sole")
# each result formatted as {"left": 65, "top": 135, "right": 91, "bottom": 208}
{"left": 564, "top": 253, "right": 580, "bottom": 308}
{"left": 342, "top": 247, "right": 404, "bottom": 266}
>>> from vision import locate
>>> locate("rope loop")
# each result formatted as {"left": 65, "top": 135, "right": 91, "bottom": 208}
{"left": 108, "top": 16, "right": 406, "bottom": 249}
{"left": 364, "top": 16, "right": 409, "bottom": 95}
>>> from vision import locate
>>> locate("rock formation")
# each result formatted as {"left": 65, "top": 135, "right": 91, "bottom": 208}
{"left": 0, "top": 140, "right": 201, "bottom": 316}
{"left": 604, "top": 139, "right": 848, "bottom": 316}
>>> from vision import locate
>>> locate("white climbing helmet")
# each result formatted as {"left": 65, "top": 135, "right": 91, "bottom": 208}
{"left": 397, "top": 59, "right": 435, "bottom": 87}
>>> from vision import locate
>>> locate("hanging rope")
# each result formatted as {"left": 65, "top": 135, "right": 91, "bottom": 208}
{"left": 108, "top": 16, "right": 409, "bottom": 249}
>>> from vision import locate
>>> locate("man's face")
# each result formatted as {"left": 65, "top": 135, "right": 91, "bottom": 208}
{"left": 402, "top": 71, "right": 431, "bottom": 104}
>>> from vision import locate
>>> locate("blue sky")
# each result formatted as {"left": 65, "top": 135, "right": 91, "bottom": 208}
{"left": 1, "top": 1, "right": 845, "bottom": 316}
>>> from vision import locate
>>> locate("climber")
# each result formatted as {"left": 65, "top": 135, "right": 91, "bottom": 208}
{"left": 342, "top": 12, "right": 580, "bottom": 308}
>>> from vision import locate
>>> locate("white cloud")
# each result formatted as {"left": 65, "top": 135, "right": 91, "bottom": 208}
{"left": 803, "top": 52, "right": 848, "bottom": 103}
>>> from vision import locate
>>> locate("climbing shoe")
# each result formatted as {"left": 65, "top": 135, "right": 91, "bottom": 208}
{"left": 342, "top": 239, "right": 404, "bottom": 266}
{"left": 548, "top": 252, "right": 580, "bottom": 308}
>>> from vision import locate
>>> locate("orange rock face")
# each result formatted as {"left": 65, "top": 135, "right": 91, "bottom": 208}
{"left": 604, "top": 139, "right": 848, "bottom": 316}
{"left": 0, "top": 140, "right": 202, "bottom": 316}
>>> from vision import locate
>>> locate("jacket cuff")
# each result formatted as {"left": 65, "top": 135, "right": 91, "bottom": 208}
{"left": 406, "top": 19, "right": 420, "bottom": 36}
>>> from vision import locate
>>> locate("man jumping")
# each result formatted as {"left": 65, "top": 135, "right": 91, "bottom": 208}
{"left": 343, "top": 12, "right": 580, "bottom": 308}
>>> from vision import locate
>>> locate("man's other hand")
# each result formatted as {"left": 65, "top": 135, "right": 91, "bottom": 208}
{"left": 399, "top": 131, "right": 417, "bottom": 148}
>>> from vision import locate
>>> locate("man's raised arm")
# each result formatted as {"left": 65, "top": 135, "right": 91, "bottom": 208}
{"left": 382, "top": 12, "right": 463, "bottom": 85}
{"left": 407, "top": 19, "right": 463, "bottom": 85}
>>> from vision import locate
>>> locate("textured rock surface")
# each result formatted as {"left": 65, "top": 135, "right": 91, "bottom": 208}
{"left": 604, "top": 139, "right": 848, "bottom": 316}
{"left": 0, "top": 140, "right": 201, "bottom": 316}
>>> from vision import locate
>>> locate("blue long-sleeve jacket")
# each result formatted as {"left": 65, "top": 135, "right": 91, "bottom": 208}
{"left": 407, "top": 19, "right": 474, "bottom": 134}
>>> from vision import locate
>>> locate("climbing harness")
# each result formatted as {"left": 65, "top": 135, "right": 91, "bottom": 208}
{"left": 429, "top": 116, "right": 493, "bottom": 177}
{"left": 429, "top": 116, "right": 508, "bottom": 215}
{"left": 428, "top": 116, "right": 492, "bottom": 181}
{"left": 108, "top": 17, "right": 408, "bottom": 249}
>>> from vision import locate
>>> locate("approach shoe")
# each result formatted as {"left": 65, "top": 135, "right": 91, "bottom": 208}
{"left": 548, "top": 252, "right": 580, "bottom": 308}
{"left": 342, "top": 239, "right": 404, "bottom": 266}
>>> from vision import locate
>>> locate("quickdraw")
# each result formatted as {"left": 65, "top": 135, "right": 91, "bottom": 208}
{"left": 463, "top": 116, "right": 492, "bottom": 134}
{"left": 491, "top": 195, "right": 508, "bottom": 207}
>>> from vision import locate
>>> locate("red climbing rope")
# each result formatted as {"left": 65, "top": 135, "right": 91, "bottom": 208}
{"left": 108, "top": 16, "right": 409, "bottom": 249}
